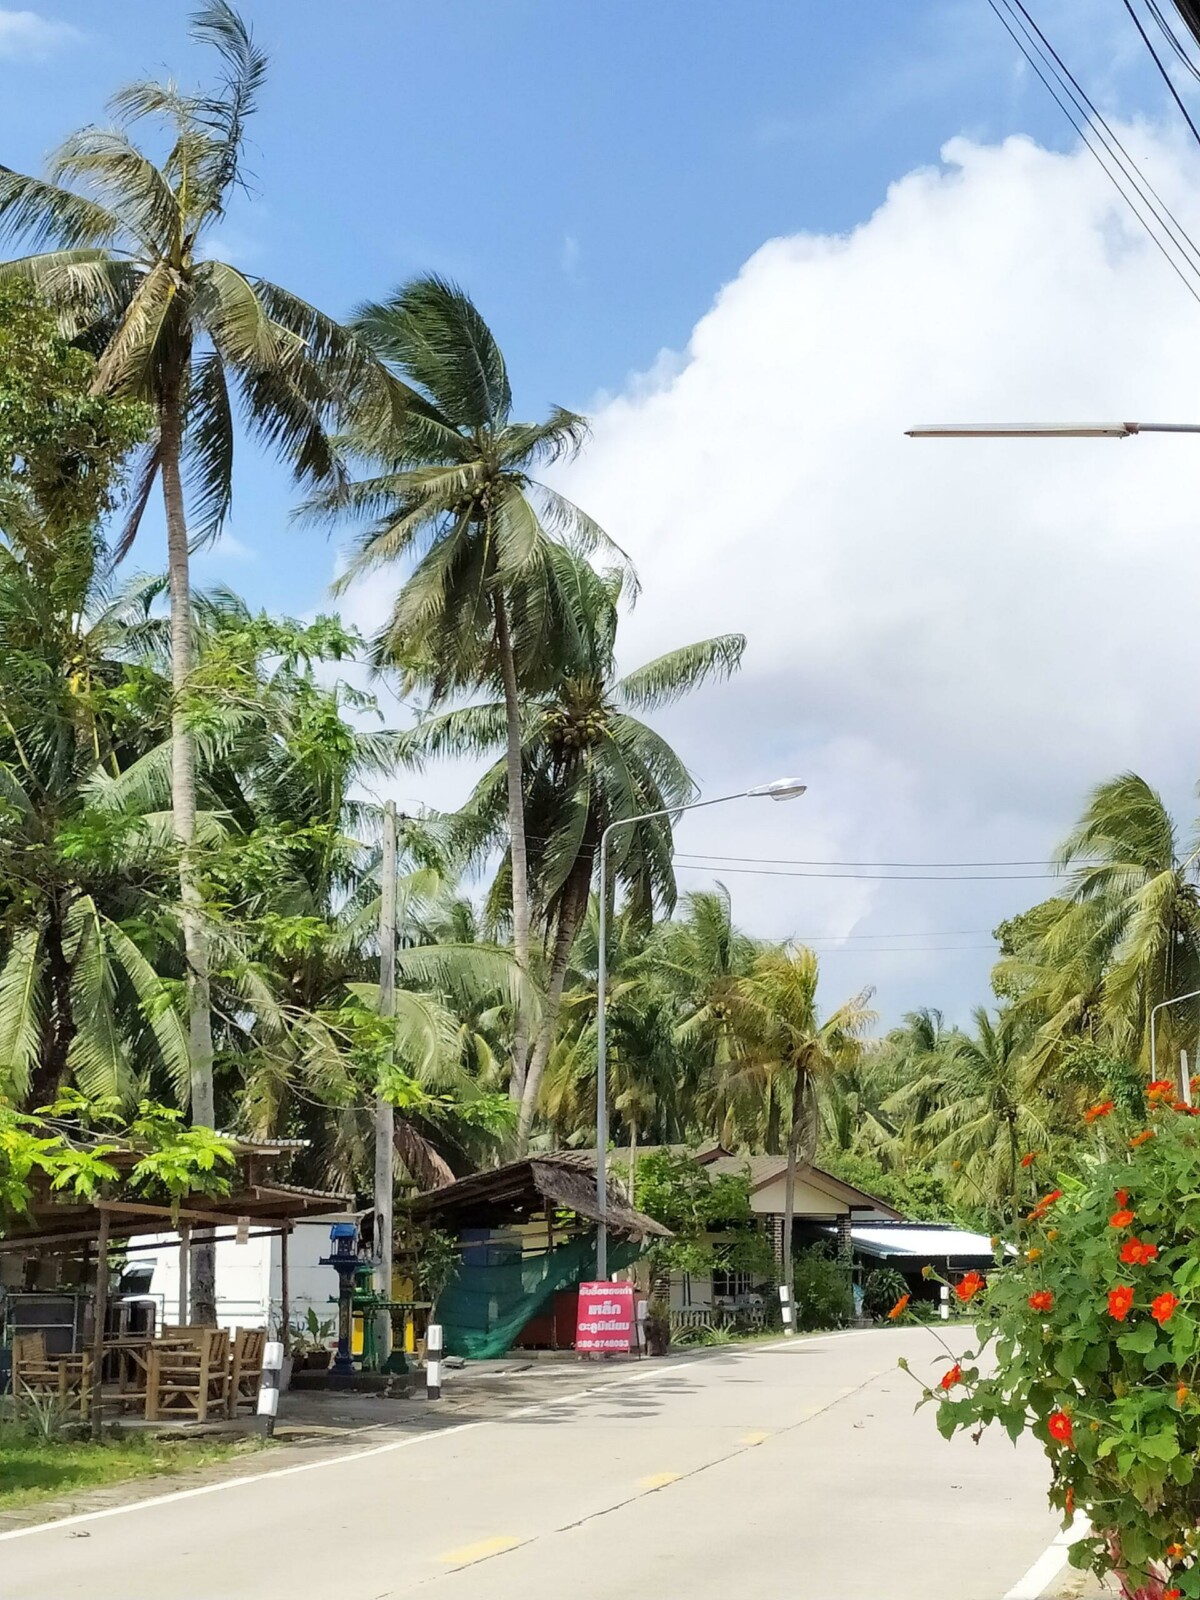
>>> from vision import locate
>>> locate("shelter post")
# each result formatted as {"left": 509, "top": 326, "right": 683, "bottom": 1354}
{"left": 280, "top": 1226, "right": 291, "bottom": 1355}
{"left": 90, "top": 1205, "right": 110, "bottom": 1439}
{"left": 178, "top": 1223, "right": 190, "bottom": 1325}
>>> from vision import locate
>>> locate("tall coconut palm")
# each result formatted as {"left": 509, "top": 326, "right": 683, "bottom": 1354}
{"left": 924, "top": 1007, "right": 1048, "bottom": 1223}
{"left": 320, "top": 277, "right": 632, "bottom": 1102}
{"left": 1053, "top": 774, "right": 1200, "bottom": 1070}
{"left": 653, "top": 886, "right": 771, "bottom": 1148}
{"left": 396, "top": 554, "right": 743, "bottom": 1147}
{"left": 0, "top": 4, "right": 366, "bottom": 1283}
{"left": 739, "top": 947, "right": 874, "bottom": 1294}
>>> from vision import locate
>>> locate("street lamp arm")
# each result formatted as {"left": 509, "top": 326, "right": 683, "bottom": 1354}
{"left": 1149, "top": 989, "right": 1200, "bottom": 1100}
{"left": 905, "top": 422, "right": 1200, "bottom": 439}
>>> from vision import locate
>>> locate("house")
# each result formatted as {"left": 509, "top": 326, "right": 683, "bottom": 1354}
{"left": 660, "top": 1151, "right": 903, "bottom": 1318}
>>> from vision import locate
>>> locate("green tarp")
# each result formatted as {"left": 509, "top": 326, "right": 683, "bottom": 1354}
{"left": 437, "top": 1233, "right": 640, "bottom": 1359}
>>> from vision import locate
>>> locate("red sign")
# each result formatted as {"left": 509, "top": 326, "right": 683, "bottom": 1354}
{"left": 575, "top": 1281, "right": 635, "bottom": 1353}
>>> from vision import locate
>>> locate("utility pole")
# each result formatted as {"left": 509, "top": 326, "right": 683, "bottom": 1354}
{"left": 373, "top": 800, "right": 397, "bottom": 1368}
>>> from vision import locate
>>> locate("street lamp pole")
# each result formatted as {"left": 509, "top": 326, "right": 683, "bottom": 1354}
{"left": 594, "top": 777, "right": 807, "bottom": 1280}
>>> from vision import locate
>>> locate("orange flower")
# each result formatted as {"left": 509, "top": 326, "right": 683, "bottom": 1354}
{"left": 1107, "top": 1285, "right": 1135, "bottom": 1321}
{"left": 1178, "top": 1383, "right": 1190, "bottom": 1405}
{"left": 1021, "top": 1151, "right": 1037, "bottom": 1168}
{"left": 1027, "top": 1248, "right": 1041, "bottom": 1261}
{"left": 954, "top": 1270, "right": 985, "bottom": 1304}
{"left": 1028, "top": 1290, "right": 1054, "bottom": 1313}
{"left": 1065, "top": 1486, "right": 1074, "bottom": 1516}
{"left": 1109, "top": 1209, "right": 1136, "bottom": 1229}
{"left": 1151, "top": 1292, "right": 1179, "bottom": 1326}
{"left": 1165, "top": 1590, "right": 1182, "bottom": 1599}
{"left": 1115, "top": 1189, "right": 1129, "bottom": 1206}
{"left": 887, "top": 1294, "right": 909, "bottom": 1320}
{"left": 1149, "top": 1079, "right": 1175, "bottom": 1102}
{"left": 1120, "top": 1237, "right": 1159, "bottom": 1266}
{"left": 1167, "top": 1543, "right": 1186, "bottom": 1560}
{"left": 1047, "top": 1410, "right": 1074, "bottom": 1446}
{"left": 1027, "top": 1188, "right": 1063, "bottom": 1221}
{"left": 940, "top": 1363, "right": 962, "bottom": 1390}
{"left": 1084, "top": 1100, "right": 1115, "bottom": 1123}
{"left": 1046, "top": 1228, "right": 1059, "bottom": 1241}
{"left": 1130, "top": 1130, "right": 1156, "bottom": 1148}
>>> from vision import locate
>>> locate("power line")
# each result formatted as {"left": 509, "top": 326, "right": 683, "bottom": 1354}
{"left": 1145, "top": 0, "right": 1200, "bottom": 82}
{"left": 802, "top": 944, "right": 998, "bottom": 954}
{"left": 790, "top": 928, "right": 994, "bottom": 939}
{"left": 672, "top": 861, "right": 1058, "bottom": 882}
{"left": 986, "top": 0, "right": 1200, "bottom": 305}
{"left": 672, "top": 851, "right": 1068, "bottom": 868}
{"left": 1123, "top": 0, "right": 1200, "bottom": 151}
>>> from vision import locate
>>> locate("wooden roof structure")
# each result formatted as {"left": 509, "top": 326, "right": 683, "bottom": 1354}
{"left": 0, "top": 1135, "right": 351, "bottom": 1254}
{"left": 409, "top": 1154, "right": 672, "bottom": 1242}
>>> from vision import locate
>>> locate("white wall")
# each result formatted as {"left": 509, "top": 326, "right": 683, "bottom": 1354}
{"left": 142, "top": 1217, "right": 352, "bottom": 1337}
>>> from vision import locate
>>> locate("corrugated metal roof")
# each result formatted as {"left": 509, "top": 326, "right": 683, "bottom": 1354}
{"left": 852, "top": 1225, "right": 999, "bottom": 1258}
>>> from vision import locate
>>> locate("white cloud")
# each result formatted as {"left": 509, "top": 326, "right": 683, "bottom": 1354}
{"left": 0, "top": 8, "right": 77, "bottom": 57}
{"left": 560, "top": 233, "right": 581, "bottom": 278}
{"left": 537, "top": 125, "right": 1200, "bottom": 1023}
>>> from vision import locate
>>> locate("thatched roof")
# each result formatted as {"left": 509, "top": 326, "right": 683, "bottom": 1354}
{"left": 409, "top": 1155, "right": 671, "bottom": 1242}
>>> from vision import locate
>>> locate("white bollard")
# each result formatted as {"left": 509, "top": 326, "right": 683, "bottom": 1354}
{"left": 426, "top": 1323, "right": 443, "bottom": 1400}
{"left": 257, "top": 1339, "right": 284, "bottom": 1436}
{"left": 779, "top": 1284, "right": 794, "bottom": 1337}
{"left": 940, "top": 1285, "right": 950, "bottom": 1322}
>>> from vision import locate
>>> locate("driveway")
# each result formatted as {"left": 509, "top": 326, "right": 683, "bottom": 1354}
{"left": 0, "top": 1326, "right": 1063, "bottom": 1600}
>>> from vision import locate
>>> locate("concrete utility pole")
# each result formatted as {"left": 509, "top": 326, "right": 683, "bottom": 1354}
{"left": 373, "top": 800, "right": 398, "bottom": 1366}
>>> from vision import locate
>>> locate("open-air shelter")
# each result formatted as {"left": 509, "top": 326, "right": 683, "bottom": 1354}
{"left": 0, "top": 1135, "right": 350, "bottom": 1429}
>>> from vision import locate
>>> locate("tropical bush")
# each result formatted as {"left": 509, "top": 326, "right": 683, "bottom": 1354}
{"left": 863, "top": 1266, "right": 910, "bottom": 1322}
{"left": 792, "top": 1246, "right": 853, "bottom": 1331}
{"left": 923, "top": 1087, "right": 1200, "bottom": 1600}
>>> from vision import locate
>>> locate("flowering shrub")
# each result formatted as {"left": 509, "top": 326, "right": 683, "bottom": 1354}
{"left": 911, "top": 1088, "right": 1200, "bottom": 1600}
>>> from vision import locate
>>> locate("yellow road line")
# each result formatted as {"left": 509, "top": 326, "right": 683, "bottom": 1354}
{"left": 741, "top": 1431, "right": 770, "bottom": 1445}
{"left": 637, "top": 1471, "right": 682, "bottom": 1490}
{"left": 439, "top": 1535, "right": 524, "bottom": 1565}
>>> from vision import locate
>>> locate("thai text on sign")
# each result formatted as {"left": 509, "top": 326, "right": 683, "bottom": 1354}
{"left": 576, "top": 1281, "right": 635, "bottom": 1353}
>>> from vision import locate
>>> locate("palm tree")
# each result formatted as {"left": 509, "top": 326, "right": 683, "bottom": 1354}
{"left": 0, "top": 525, "right": 190, "bottom": 1106}
{"left": 0, "top": 3, "right": 364, "bottom": 1225}
{"left": 321, "top": 277, "right": 631, "bottom": 1102}
{"left": 924, "top": 1007, "right": 1048, "bottom": 1222}
{"left": 739, "top": 947, "right": 874, "bottom": 1294}
{"left": 652, "top": 886, "right": 769, "bottom": 1147}
{"left": 396, "top": 554, "right": 743, "bottom": 1147}
{"left": 1054, "top": 774, "right": 1200, "bottom": 1069}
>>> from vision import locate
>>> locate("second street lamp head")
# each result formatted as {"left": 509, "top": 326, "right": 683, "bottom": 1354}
{"left": 747, "top": 777, "right": 807, "bottom": 801}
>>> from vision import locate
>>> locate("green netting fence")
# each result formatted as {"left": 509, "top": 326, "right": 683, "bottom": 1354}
{"left": 437, "top": 1233, "right": 641, "bottom": 1359}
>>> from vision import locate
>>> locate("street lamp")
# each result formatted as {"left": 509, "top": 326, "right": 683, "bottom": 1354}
{"left": 905, "top": 422, "right": 1200, "bottom": 439}
{"left": 1149, "top": 989, "right": 1200, "bottom": 1106}
{"left": 594, "top": 778, "right": 808, "bottom": 1279}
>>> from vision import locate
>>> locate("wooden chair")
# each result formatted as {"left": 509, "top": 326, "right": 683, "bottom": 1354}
{"left": 12, "top": 1331, "right": 92, "bottom": 1419}
{"left": 145, "top": 1327, "right": 227, "bottom": 1423}
{"left": 228, "top": 1327, "right": 266, "bottom": 1417}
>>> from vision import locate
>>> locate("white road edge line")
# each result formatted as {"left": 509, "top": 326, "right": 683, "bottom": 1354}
{"left": 0, "top": 1326, "right": 869, "bottom": 1542}
{"left": 1003, "top": 1514, "right": 1092, "bottom": 1600}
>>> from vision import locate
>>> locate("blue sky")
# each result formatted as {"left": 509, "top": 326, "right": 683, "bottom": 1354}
{"left": 1, "top": 0, "right": 1169, "bottom": 612}
{"left": 6, "top": 1, "right": 1200, "bottom": 1025}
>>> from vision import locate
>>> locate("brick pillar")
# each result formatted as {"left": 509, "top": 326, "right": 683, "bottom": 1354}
{"left": 837, "top": 1213, "right": 853, "bottom": 1262}
{"left": 769, "top": 1214, "right": 785, "bottom": 1275}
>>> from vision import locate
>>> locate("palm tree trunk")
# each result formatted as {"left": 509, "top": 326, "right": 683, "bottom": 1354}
{"left": 29, "top": 903, "right": 73, "bottom": 1108}
{"left": 160, "top": 383, "right": 218, "bottom": 1326}
{"left": 516, "top": 868, "right": 589, "bottom": 1152}
{"left": 492, "top": 590, "right": 532, "bottom": 1103}
{"left": 628, "top": 1120, "right": 638, "bottom": 1207}
{"left": 782, "top": 1067, "right": 807, "bottom": 1300}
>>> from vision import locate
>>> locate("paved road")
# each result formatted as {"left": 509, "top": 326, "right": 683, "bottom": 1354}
{"left": 2, "top": 1327, "right": 1060, "bottom": 1600}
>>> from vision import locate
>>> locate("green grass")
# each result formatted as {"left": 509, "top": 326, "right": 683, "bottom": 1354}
{"left": 0, "top": 1421, "right": 264, "bottom": 1512}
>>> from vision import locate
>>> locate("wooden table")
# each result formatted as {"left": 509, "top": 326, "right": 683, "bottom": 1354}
{"left": 101, "top": 1335, "right": 154, "bottom": 1396}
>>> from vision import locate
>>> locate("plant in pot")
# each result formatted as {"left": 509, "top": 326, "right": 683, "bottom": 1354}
{"left": 903, "top": 1084, "right": 1200, "bottom": 1600}
{"left": 288, "top": 1308, "right": 336, "bottom": 1371}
